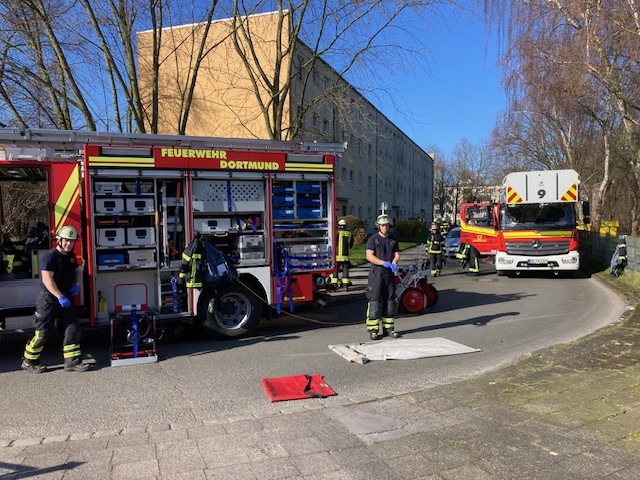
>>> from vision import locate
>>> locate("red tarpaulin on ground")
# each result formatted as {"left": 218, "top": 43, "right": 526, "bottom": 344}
{"left": 261, "top": 374, "right": 337, "bottom": 402}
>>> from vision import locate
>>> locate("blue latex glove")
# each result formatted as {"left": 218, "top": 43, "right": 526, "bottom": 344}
{"left": 58, "top": 296, "right": 72, "bottom": 308}
{"left": 382, "top": 261, "right": 392, "bottom": 269}
{"left": 69, "top": 284, "right": 80, "bottom": 297}
{"left": 390, "top": 263, "right": 397, "bottom": 274}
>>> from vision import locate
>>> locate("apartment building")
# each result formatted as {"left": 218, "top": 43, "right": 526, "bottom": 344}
{"left": 138, "top": 11, "right": 433, "bottom": 231}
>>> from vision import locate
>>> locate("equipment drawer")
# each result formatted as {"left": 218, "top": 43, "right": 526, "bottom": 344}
{"left": 126, "top": 227, "right": 155, "bottom": 246}
{"left": 194, "top": 218, "right": 232, "bottom": 233}
{"left": 97, "top": 228, "right": 126, "bottom": 247}
{"left": 95, "top": 198, "right": 124, "bottom": 214}
{"left": 126, "top": 198, "right": 154, "bottom": 213}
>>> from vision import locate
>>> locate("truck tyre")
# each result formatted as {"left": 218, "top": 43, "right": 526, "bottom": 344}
{"left": 199, "top": 283, "right": 261, "bottom": 339}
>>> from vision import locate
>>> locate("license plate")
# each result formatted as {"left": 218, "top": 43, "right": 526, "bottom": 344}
{"left": 528, "top": 258, "right": 547, "bottom": 265}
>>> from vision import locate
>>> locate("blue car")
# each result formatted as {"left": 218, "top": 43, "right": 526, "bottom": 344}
{"left": 444, "top": 227, "right": 461, "bottom": 257}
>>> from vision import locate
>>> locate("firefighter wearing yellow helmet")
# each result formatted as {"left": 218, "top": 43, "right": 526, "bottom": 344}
{"left": 22, "top": 225, "right": 90, "bottom": 373}
{"left": 330, "top": 219, "right": 354, "bottom": 290}
{"left": 364, "top": 214, "right": 401, "bottom": 340}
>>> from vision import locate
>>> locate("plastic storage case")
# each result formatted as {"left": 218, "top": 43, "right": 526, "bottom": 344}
{"left": 126, "top": 227, "right": 155, "bottom": 246}
{"left": 194, "top": 218, "right": 231, "bottom": 233}
{"left": 98, "top": 253, "right": 125, "bottom": 265}
{"left": 97, "top": 228, "right": 126, "bottom": 247}
{"left": 288, "top": 244, "right": 329, "bottom": 254}
{"left": 296, "top": 182, "right": 321, "bottom": 194}
{"left": 126, "top": 198, "right": 154, "bottom": 213}
{"left": 297, "top": 207, "right": 322, "bottom": 218}
{"left": 273, "top": 208, "right": 295, "bottom": 219}
{"left": 95, "top": 182, "right": 123, "bottom": 193}
{"left": 128, "top": 249, "right": 155, "bottom": 264}
{"left": 95, "top": 198, "right": 125, "bottom": 214}
{"left": 238, "top": 235, "right": 264, "bottom": 260}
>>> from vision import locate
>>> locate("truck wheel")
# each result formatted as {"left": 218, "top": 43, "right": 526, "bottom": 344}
{"left": 199, "top": 284, "right": 261, "bottom": 339}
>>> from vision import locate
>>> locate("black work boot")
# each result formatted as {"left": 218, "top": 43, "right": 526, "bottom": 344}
{"left": 64, "top": 362, "right": 90, "bottom": 372}
{"left": 21, "top": 360, "right": 47, "bottom": 374}
{"left": 384, "top": 329, "right": 401, "bottom": 338}
{"left": 369, "top": 330, "right": 381, "bottom": 340}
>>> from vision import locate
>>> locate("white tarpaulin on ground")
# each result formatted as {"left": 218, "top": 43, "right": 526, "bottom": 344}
{"left": 328, "top": 338, "right": 481, "bottom": 364}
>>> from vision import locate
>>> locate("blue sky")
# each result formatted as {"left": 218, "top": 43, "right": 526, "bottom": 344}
{"left": 375, "top": 10, "right": 505, "bottom": 160}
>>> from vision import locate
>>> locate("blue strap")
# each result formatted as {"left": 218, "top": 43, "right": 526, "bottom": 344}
{"left": 273, "top": 241, "right": 282, "bottom": 314}
{"left": 171, "top": 271, "right": 178, "bottom": 313}
{"left": 226, "top": 180, "right": 232, "bottom": 212}
{"left": 251, "top": 215, "right": 257, "bottom": 233}
{"left": 131, "top": 309, "right": 138, "bottom": 358}
{"left": 235, "top": 215, "right": 243, "bottom": 233}
{"left": 135, "top": 179, "right": 141, "bottom": 196}
{"left": 283, "top": 249, "right": 294, "bottom": 312}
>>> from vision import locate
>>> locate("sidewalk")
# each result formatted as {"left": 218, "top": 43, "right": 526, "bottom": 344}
{"left": 2, "top": 248, "right": 640, "bottom": 479}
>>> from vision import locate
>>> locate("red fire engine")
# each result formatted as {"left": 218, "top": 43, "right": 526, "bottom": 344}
{"left": 460, "top": 169, "right": 590, "bottom": 276}
{"left": 0, "top": 129, "right": 344, "bottom": 342}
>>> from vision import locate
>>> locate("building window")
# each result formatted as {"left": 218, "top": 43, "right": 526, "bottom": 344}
{"left": 295, "top": 56, "right": 303, "bottom": 80}
{"left": 368, "top": 176, "right": 372, "bottom": 193}
{"left": 312, "top": 112, "right": 319, "bottom": 129}
{"left": 358, "top": 173, "right": 362, "bottom": 191}
{"left": 323, "top": 119, "right": 329, "bottom": 133}
{"left": 358, "top": 206, "right": 362, "bottom": 217}
{"left": 350, "top": 170, "right": 354, "bottom": 182}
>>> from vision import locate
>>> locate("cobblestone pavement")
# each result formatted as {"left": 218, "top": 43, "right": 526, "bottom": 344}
{"left": 2, "top": 251, "right": 639, "bottom": 479}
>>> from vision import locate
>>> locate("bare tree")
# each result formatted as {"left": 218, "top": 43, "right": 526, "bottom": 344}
{"left": 226, "top": 0, "right": 443, "bottom": 141}
{"left": 0, "top": 0, "right": 226, "bottom": 133}
{"left": 486, "top": 0, "right": 640, "bottom": 234}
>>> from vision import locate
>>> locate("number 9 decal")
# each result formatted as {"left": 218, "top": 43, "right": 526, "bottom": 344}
{"left": 538, "top": 189, "right": 546, "bottom": 198}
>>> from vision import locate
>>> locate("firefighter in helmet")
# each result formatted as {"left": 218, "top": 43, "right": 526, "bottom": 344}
{"left": 440, "top": 217, "right": 451, "bottom": 237}
{"left": 330, "top": 219, "right": 354, "bottom": 290}
{"left": 22, "top": 225, "right": 90, "bottom": 373}
{"left": 457, "top": 219, "right": 480, "bottom": 275}
{"left": 426, "top": 221, "right": 445, "bottom": 276}
{"left": 364, "top": 214, "right": 401, "bottom": 340}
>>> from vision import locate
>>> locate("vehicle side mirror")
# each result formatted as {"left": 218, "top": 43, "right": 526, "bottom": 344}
{"left": 582, "top": 201, "right": 590, "bottom": 224}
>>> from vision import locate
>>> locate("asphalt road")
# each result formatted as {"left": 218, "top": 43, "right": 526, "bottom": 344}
{"left": 0, "top": 255, "right": 626, "bottom": 441}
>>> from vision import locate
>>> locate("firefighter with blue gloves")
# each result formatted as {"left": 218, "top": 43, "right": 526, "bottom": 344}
{"left": 365, "top": 214, "right": 401, "bottom": 340}
{"left": 22, "top": 225, "right": 89, "bottom": 373}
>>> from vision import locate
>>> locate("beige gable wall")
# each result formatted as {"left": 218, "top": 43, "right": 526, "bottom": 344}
{"left": 138, "top": 11, "right": 290, "bottom": 138}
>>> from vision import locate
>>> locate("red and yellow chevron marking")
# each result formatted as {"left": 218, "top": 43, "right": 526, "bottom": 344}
{"left": 284, "top": 163, "right": 333, "bottom": 172}
{"left": 53, "top": 165, "right": 80, "bottom": 233}
{"left": 506, "top": 186, "right": 522, "bottom": 204}
{"left": 561, "top": 183, "right": 578, "bottom": 201}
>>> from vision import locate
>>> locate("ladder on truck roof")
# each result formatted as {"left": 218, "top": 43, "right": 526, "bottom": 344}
{"left": 0, "top": 128, "right": 347, "bottom": 157}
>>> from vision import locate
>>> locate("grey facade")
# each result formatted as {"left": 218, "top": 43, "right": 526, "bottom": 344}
{"left": 291, "top": 44, "right": 434, "bottom": 232}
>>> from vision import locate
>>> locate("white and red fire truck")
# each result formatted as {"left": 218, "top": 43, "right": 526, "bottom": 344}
{"left": 0, "top": 128, "right": 344, "bottom": 340}
{"left": 460, "top": 169, "right": 590, "bottom": 276}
